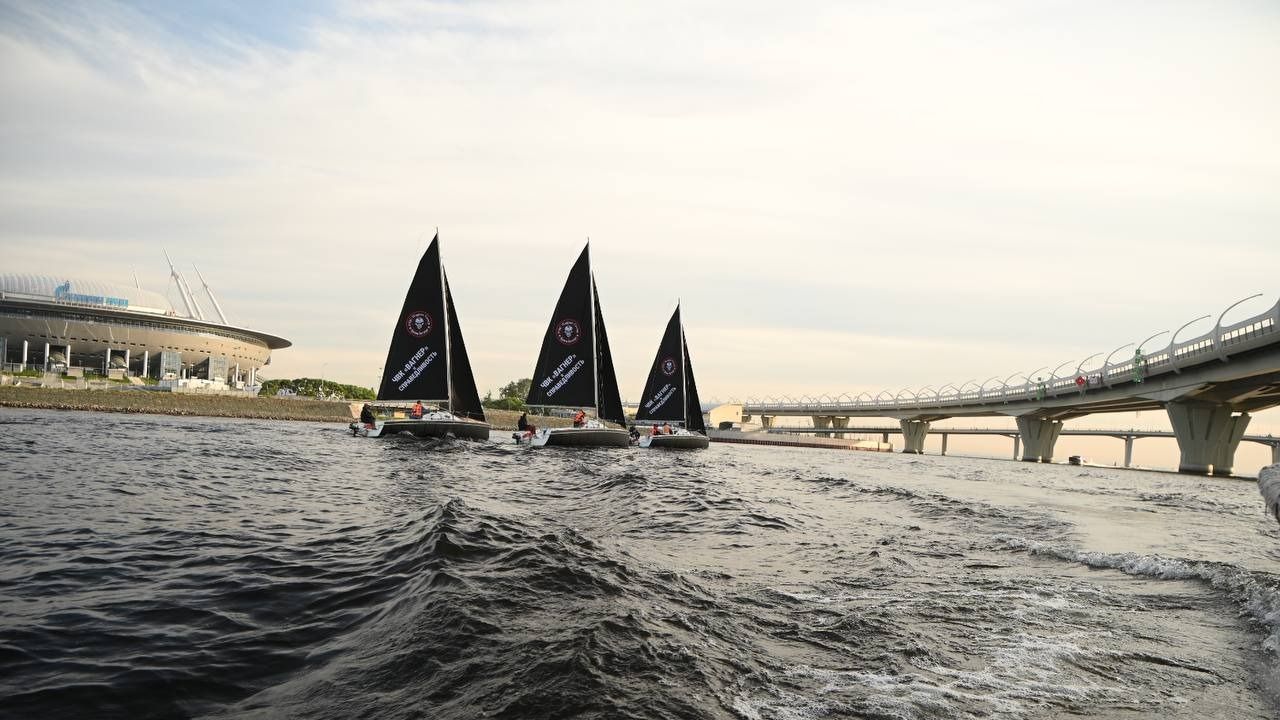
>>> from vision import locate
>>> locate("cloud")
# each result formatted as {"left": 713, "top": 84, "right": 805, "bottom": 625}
{"left": 1, "top": 0, "right": 1277, "bottom": 416}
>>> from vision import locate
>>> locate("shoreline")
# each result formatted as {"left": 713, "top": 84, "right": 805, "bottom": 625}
{"left": 0, "top": 387, "right": 570, "bottom": 431}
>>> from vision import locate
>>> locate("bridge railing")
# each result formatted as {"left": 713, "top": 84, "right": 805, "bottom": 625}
{"left": 744, "top": 296, "right": 1280, "bottom": 415}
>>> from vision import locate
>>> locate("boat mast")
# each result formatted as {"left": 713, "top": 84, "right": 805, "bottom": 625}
{"left": 678, "top": 301, "right": 687, "bottom": 427}
{"left": 588, "top": 240, "right": 599, "bottom": 416}
{"left": 439, "top": 230, "right": 452, "bottom": 413}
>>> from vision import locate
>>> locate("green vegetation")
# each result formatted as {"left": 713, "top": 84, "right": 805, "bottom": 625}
{"left": 259, "top": 377, "right": 375, "bottom": 400}
{"left": 482, "top": 377, "right": 531, "bottom": 411}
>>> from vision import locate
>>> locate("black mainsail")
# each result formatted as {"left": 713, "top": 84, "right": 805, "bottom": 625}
{"left": 592, "top": 279, "right": 627, "bottom": 427}
{"left": 444, "top": 271, "right": 485, "bottom": 421}
{"left": 636, "top": 306, "right": 686, "bottom": 424}
{"left": 378, "top": 236, "right": 450, "bottom": 402}
{"left": 682, "top": 330, "right": 706, "bottom": 435}
{"left": 527, "top": 246, "right": 596, "bottom": 409}
{"left": 376, "top": 235, "right": 485, "bottom": 423}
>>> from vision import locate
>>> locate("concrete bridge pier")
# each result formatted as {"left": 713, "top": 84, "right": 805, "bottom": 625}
{"left": 1016, "top": 417, "right": 1062, "bottom": 462}
{"left": 760, "top": 416, "right": 774, "bottom": 429}
{"left": 899, "top": 419, "right": 930, "bottom": 454}
{"left": 1166, "top": 401, "right": 1250, "bottom": 475}
{"left": 812, "top": 415, "right": 833, "bottom": 438}
{"left": 940, "top": 433, "right": 949, "bottom": 456}
{"left": 832, "top": 417, "right": 848, "bottom": 438}
{"left": 1124, "top": 436, "right": 1135, "bottom": 468}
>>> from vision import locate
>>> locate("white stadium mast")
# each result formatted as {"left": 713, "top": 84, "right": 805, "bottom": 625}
{"left": 164, "top": 250, "right": 205, "bottom": 320}
{"left": 193, "top": 264, "right": 229, "bottom": 325}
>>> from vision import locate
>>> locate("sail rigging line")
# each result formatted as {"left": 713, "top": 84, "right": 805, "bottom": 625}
{"left": 588, "top": 246, "right": 599, "bottom": 417}
{"left": 678, "top": 303, "right": 687, "bottom": 426}
{"left": 439, "top": 233, "right": 452, "bottom": 413}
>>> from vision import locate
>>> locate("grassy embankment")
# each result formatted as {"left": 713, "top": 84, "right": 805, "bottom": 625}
{"left": 0, "top": 386, "right": 571, "bottom": 430}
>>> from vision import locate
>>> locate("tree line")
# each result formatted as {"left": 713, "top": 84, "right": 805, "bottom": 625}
{"left": 259, "top": 378, "right": 376, "bottom": 400}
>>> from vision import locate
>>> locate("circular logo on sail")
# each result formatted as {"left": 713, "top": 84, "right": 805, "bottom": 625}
{"left": 555, "top": 319, "right": 582, "bottom": 346}
{"left": 661, "top": 357, "right": 677, "bottom": 376}
{"left": 405, "top": 311, "right": 433, "bottom": 337}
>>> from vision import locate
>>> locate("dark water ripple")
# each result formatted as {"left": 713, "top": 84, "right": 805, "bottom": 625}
{"left": 0, "top": 408, "right": 1277, "bottom": 719}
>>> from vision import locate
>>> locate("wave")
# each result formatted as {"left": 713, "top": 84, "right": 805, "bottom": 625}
{"left": 994, "top": 534, "right": 1280, "bottom": 685}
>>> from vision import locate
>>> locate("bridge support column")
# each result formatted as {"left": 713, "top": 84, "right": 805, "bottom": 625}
{"left": 832, "top": 417, "right": 848, "bottom": 438}
{"left": 812, "top": 416, "right": 833, "bottom": 438}
{"left": 43, "top": 342, "right": 50, "bottom": 370}
{"left": 899, "top": 419, "right": 930, "bottom": 454}
{"left": 142, "top": 350, "right": 150, "bottom": 379}
{"left": 22, "top": 340, "right": 28, "bottom": 370}
{"left": 760, "top": 416, "right": 774, "bottom": 429}
{"left": 940, "top": 433, "right": 949, "bottom": 456}
{"left": 1272, "top": 444, "right": 1280, "bottom": 465}
{"left": 1016, "top": 417, "right": 1062, "bottom": 463}
{"left": 1166, "top": 401, "right": 1250, "bottom": 476}
{"left": 1123, "top": 437, "right": 1134, "bottom": 468}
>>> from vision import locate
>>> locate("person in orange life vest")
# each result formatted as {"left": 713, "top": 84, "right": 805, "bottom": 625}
{"left": 651, "top": 424, "right": 661, "bottom": 436}
{"left": 410, "top": 400, "right": 425, "bottom": 419}
{"left": 573, "top": 409, "right": 586, "bottom": 427}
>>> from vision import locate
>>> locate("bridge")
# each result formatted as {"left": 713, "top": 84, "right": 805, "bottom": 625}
{"left": 762, "top": 426, "right": 1280, "bottom": 468}
{"left": 730, "top": 295, "right": 1280, "bottom": 475}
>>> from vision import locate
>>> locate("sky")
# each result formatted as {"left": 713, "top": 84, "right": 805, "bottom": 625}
{"left": 2, "top": 0, "right": 1279, "bottom": 445}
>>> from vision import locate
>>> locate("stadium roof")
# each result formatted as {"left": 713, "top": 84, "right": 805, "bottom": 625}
{"left": 0, "top": 274, "right": 174, "bottom": 315}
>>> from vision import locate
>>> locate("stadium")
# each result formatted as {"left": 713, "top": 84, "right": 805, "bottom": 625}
{"left": 0, "top": 269, "right": 290, "bottom": 389}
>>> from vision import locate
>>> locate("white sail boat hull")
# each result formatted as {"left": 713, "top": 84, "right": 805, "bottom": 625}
{"left": 638, "top": 430, "right": 709, "bottom": 450}
{"left": 352, "top": 411, "right": 490, "bottom": 440}
{"left": 524, "top": 426, "right": 630, "bottom": 447}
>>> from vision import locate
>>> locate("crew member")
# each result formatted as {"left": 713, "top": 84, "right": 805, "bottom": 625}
{"left": 573, "top": 409, "right": 586, "bottom": 427}
{"left": 662, "top": 422, "right": 672, "bottom": 435}
{"left": 411, "top": 400, "right": 425, "bottom": 419}
{"left": 359, "top": 403, "right": 376, "bottom": 429}
{"left": 517, "top": 412, "right": 530, "bottom": 431}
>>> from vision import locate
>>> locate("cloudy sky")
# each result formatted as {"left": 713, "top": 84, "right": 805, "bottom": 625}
{"left": 2, "top": 1, "right": 1278, "bottom": 422}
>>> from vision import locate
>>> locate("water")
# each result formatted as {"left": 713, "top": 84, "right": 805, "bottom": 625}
{"left": 1, "top": 408, "right": 1277, "bottom": 720}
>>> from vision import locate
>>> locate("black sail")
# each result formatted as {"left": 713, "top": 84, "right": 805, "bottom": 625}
{"left": 444, "top": 272, "right": 486, "bottom": 422}
{"left": 635, "top": 306, "right": 686, "bottom": 423}
{"left": 683, "top": 330, "right": 707, "bottom": 434}
{"left": 378, "top": 235, "right": 449, "bottom": 402}
{"left": 526, "top": 245, "right": 596, "bottom": 409}
{"left": 592, "top": 279, "right": 627, "bottom": 427}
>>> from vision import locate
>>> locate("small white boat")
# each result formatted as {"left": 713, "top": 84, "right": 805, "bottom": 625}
{"left": 354, "top": 233, "right": 491, "bottom": 441}
{"left": 632, "top": 304, "right": 709, "bottom": 450}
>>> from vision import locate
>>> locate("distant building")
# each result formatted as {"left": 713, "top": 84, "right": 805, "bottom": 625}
{"left": 0, "top": 273, "right": 290, "bottom": 386}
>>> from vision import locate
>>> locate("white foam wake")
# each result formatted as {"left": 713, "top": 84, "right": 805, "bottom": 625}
{"left": 995, "top": 535, "right": 1280, "bottom": 662}
{"left": 1261, "top": 464, "right": 1280, "bottom": 525}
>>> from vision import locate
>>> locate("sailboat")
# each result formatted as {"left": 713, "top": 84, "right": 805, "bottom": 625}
{"left": 635, "top": 305, "right": 709, "bottom": 449}
{"left": 350, "top": 234, "right": 491, "bottom": 440}
{"left": 521, "top": 244, "right": 630, "bottom": 448}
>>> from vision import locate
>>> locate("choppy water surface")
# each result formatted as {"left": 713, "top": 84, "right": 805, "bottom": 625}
{"left": 1, "top": 408, "right": 1278, "bottom": 719}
